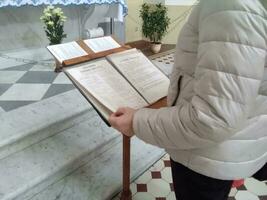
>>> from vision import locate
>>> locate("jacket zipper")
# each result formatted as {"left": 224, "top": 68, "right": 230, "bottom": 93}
{"left": 172, "top": 75, "right": 183, "bottom": 106}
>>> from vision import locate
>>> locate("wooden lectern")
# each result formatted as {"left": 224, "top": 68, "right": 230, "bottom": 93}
{"left": 48, "top": 37, "right": 168, "bottom": 200}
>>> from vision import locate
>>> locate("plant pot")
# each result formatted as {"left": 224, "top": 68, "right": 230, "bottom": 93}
{"left": 151, "top": 43, "right": 162, "bottom": 54}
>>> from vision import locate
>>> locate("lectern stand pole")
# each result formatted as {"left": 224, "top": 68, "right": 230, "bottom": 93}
{"left": 120, "top": 135, "right": 132, "bottom": 200}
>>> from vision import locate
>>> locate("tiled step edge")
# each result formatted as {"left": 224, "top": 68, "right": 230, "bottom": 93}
{"left": 23, "top": 137, "right": 165, "bottom": 200}
{"left": 0, "top": 110, "right": 120, "bottom": 200}
{"left": 0, "top": 89, "right": 92, "bottom": 160}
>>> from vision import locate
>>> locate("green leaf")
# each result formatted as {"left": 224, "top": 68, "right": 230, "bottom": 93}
{"left": 140, "top": 3, "right": 170, "bottom": 43}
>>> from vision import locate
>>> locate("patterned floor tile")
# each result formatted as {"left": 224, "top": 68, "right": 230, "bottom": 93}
{"left": 0, "top": 58, "right": 25, "bottom": 70}
{"left": 245, "top": 178, "right": 267, "bottom": 196}
{"left": 151, "top": 51, "right": 174, "bottom": 77}
{"left": 237, "top": 184, "right": 247, "bottom": 191}
{"left": 135, "top": 171, "right": 152, "bottom": 184}
{"left": 0, "top": 84, "right": 12, "bottom": 96}
{"left": 150, "top": 159, "right": 165, "bottom": 172}
{"left": 16, "top": 71, "right": 58, "bottom": 84}
{"left": 0, "top": 101, "right": 36, "bottom": 111}
{"left": 0, "top": 84, "right": 50, "bottom": 101}
{"left": 162, "top": 154, "right": 170, "bottom": 160}
{"left": 147, "top": 179, "right": 170, "bottom": 197}
{"left": 2, "top": 63, "right": 36, "bottom": 71}
{"left": 151, "top": 171, "right": 162, "bottom": 179}
{"left": 166, "top": 192, "right": 176, "bottom": 200}
{"left": 155, "top": 197, "right": 167, "bottom": 200}
{"left": 52, "top": 73, "right": 72, "bottom": 84}
{"left": 169, "top": 183, "right": 174, "bottom": 192}
{"left": 228, "top": 197, "right": 236, "bottom": 200}
{"left": 0, "top": 71, "right": 26, "bottom": 83}
{"left": 235, "top": 191, "right": 260, "bottom": 200}
{"left": 130, "top": 183, "right": 138, "bottom": 196}
{"left": 30, "top": 64, "right": 55, "bottom": 71}
{"left": 161, "top": 168, "right": 173, "bottom": 183}
{"left": 133, "top": 192, "right": 154, "bottom": 200}
{"left": 115, "top": 153, "right": 267, "bottom": 200}
{"left": 136, "top": 184, "right": 148, "bottom": 192}
{"left": 42, "top": 84, "right": 75, "bottom": 99}
{"left": 229, "top": 188, "right": 238, "bottom": 197}
{"left": 0, "top": 106, "right": 5, "bottom": 114}
{"left": 152, "top": 61, "right": 173, "bottom": 77}
{"left": 163, "top": 160, "right": 171, "bottom": 167}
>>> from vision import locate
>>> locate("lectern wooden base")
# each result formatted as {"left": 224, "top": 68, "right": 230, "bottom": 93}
{"left": 120, "top": 135, "right": 132, "bottom": 200}
{"left": 120, "top": 97, "right": 167, "bottom": 200}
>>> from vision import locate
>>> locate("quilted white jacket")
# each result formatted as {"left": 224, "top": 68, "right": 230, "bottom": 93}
{"left": 133, "top": 0, "right": 267, "bottom": 180}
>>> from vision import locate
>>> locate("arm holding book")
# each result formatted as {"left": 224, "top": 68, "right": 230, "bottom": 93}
{"left": 109, "top": 97, "right": 167, "bottom": 137}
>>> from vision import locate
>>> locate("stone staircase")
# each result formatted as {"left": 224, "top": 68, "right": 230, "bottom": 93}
{"left": 0, "top": 89, "right": 165, "bottom": 200}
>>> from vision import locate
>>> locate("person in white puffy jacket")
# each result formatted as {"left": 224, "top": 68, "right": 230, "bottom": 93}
{"left": 109, "top": 0, "right": 267, "bottom": 199}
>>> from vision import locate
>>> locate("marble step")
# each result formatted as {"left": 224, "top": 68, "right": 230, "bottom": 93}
{"left": 0, "top": 89, "right": 91, "bottom": 160}
{"left": 0, "top": 109, "right": 120, "bottom": 200}
{"left": 23, "top": 137, "right": 164, "bottom": 200}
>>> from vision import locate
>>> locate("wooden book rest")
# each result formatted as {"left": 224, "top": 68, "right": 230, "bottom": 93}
{"left": 50, "top": 36, "right": 131, "bottom": 71}
{"left": 62, "top": 41, "right": 131, "bottom": 67}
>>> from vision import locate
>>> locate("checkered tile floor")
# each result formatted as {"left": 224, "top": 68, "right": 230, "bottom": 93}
{"left": 113, "top": 154, "right": 267, "bottom": 200}
{"left": 150, "top": 50, "right": 175, "bottom": 77}
{"left": 0, "top": 59, "right": 75, "bottom": 112}
{"left": 0, "top": 49, "right": 175, "bottom": 113}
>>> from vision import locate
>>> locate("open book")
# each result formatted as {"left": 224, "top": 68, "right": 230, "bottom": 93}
{"left": 64, "top": 48, "right": 170, "bottom": 123}
{"left": 47, "top": 36, "right": 128, "bottom": 66}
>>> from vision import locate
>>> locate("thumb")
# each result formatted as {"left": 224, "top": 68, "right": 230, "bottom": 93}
{"left": 115, "top": 107, "right": 127, "bottom": 116}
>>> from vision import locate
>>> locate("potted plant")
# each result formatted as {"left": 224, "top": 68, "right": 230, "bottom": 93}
{"left": 40, "top": 6, "right": 67, "bottom": 72}
{"left": 40, "top": 6, "right": 67, "bottom": 45}
{"left": 140, "top": 3, "right": 170, "bottom": 54}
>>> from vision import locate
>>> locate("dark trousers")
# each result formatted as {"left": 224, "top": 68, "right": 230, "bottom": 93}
{"left": 170, "top": 159, "right": 233, "bottom": 200}
{"left": 253, "top": 162, "right": 267, "bottom": 181}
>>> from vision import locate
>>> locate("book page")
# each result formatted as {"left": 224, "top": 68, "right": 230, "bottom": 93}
{"left": 65, "top": 59, "right": 148, "bottom": 114}
{"left": 66, "top": 76, "right": 112, "bottom": 121}
{"left": 47, "top": 42, "right": 88, "bottom": 63}
{"left": 83, "top": 36, "right": 121, "bottom": 53}
{"left": 107, "top": 49, "right": 170, "bottom": 104}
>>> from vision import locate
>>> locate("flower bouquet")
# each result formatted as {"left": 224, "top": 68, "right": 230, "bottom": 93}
{"left": 41, "top": 6, "right": 67, "bottom": 72}
{"left": 40, "top": 6, "right": 67, "bottom": 45}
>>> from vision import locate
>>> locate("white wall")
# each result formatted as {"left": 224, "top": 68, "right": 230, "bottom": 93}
{"left": 0, "top": 5, "right": 124, "bottom": 52}
{"left": 165, "top": 0, "right": 197, "bottom": 5}
{"left": 144, "top": 0, "right": 197, "bottom": 5}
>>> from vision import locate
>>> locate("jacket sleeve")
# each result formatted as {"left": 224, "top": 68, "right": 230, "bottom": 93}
{"left": 133, "top": 0, "right": 267, "bottom": 150}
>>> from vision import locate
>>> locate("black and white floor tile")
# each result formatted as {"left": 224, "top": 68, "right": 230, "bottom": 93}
{"left": 0, "top": 59, "right": 74, "bottom": 112}
{"left": 113, "top": 154, "right": 267, "bottom": 200}
{"left": 151, "top": 50, "right": 175, "bottom": 77}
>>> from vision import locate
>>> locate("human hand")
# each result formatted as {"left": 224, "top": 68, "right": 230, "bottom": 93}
{"left": 109, "top": 107, "right": 137, "bottom": 137}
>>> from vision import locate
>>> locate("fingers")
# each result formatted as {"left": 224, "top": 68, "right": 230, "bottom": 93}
{"left": 115, "top": 107, "right": 127, "bottom": 116}
{"left": 109, "top": 112, "right": 123, "bottom": 129}
{"left": 109, "top": 114, "right": 118, "bottom": 128}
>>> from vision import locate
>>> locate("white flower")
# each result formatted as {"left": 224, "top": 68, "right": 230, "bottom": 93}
{"left": 43, "top": 8, "right": 49, "bottom": 14}
{"left": 45, "top": 12, "right": 52, "bottom": 17}
{"left": 47, "top": 5, "right": 54, "bottom": 10}
{"left": 47, "top": 21, "right": 54, "bottom": 26}
{"left": 53, "top": 8, "right": 62, "bottom": 15}
{"left": 60, "top": 16, "right": 67, "bottom": 22}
